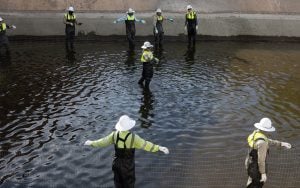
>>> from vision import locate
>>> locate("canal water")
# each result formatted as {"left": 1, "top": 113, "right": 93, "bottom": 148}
{"left": 0, "top": 41, "right": 299, "bottom": 188}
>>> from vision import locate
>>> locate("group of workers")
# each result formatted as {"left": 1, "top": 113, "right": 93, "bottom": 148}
{"left": 0, "top": 5, "right": 293, "bottom": 188}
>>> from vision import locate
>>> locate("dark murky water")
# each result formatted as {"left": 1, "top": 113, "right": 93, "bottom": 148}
{"left": 0, "top": 41, "right": 299, "bottom": 188}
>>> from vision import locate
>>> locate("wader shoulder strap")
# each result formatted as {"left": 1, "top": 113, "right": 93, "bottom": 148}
{"left": 116, "top": 132, "right": 132, "bottom": 149}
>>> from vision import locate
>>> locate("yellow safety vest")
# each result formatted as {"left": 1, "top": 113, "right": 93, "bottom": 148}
{"left": 157, "top": 15, "right": 163, "bottom": 21}
{"left": 127, "top": 15, "right": 135, "bottom": 21}
{"left": 247, "top": 130, "right": 268, "bottom": 148}
{"left": 65, "top": 13, "right": 76, "bottom": 21}
{"left": 141, "top": 50, "right": 154, "bottom": 63}
{"left": 186, "top": 11, "right": 196, "bottom": 20}
{"left": 0, "top": 23, "right": 6, "bottom": 32}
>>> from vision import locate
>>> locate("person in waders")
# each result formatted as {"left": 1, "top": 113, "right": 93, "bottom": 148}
{"left": 113, "top": 8, "right": 146, "bottom": 50}
{"left": 63, "top": 6, "right": 82, "bottom": 52}
{"left": 184, "top": 5, "right": 198, "bottom": 48}
{"left": 138, "top": 41, "right": 159, "bottom": 89}
{"left": 245, "top": 117, "right": 292, "bottom": 188}
{"left": 84, "top": 115, "right": 169, "bottom": 188}
{"left": 0, "top": 17, "right": 16, "bottom": 55}
{"left": 152, "top": 9, "right": 174, "bottom": 49}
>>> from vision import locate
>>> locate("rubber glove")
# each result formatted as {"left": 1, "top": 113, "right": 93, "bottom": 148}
{"left": 12, "top": 25, "right": 16, "bottom": 29}
{"left": 159, "top": 146, "right": 169, "bottom": 154}
{"left": 155, "top": 28, "right": 158, "bottom": 34}
{"left": 84, "top": 140, "right": 93, "bottom": 146}
{"left": 184, "top": 26, "right": 187, "bottom": 32}
{"left": 141, "top": 20, "right": 146, "bottom": 24}
{"left": 78, "top": 23, "right": 83, "bottom": 26}
{"left": 69, "top": 22, "right": 73, "bottom": 26}
{"left": 281, "top": 142, "right": 292, "bottom": 149}
{"left": 196, "top": 25, "right": 198, "bottom": 30}
{"left": 260, "top": 173, "right": 267, "bottom": 183}
{"left": 113, "top": 20, "right": 117, "bottom": 24}
{"left": 169, "top": 18, "right": 174, "bottom": 22}
{"left": 154, "top": 58, "right": 159, "bottom": 63}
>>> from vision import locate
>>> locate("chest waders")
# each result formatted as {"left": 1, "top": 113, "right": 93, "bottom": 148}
{"left": 138, "top": 51, "right": 154, "bottom": 89}
{"left": 186, "top": 12, "right": 197, "bottom": 47}
{"left": 125, "top": 15, "right": 136, "bottom": 49}
{"left": 0, "top": 23, "right": 9, "bottom": 54}
{"left": 112, "top": 132, "right": 136, "bottom": 188}
{"left": 247, "top": 132, "right": 268, "bottom": 188}
{"left": 65, "top": 13, "right": 76, "bottom": 51}
{"left": 154, "top": 16, "right": 164, "bottom": 48}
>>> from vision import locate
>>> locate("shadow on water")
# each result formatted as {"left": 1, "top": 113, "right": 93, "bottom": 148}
{"left": 138, "top": 87, "right": 154, "bottom": 129}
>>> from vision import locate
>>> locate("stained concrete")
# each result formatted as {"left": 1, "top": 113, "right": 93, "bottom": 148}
{"left": 0, "top": 0, "right": 299, "bottom": 37}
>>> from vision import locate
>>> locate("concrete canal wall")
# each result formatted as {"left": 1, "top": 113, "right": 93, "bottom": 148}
{"left": 0, "top": 0, "right": 299, "bottom": 37}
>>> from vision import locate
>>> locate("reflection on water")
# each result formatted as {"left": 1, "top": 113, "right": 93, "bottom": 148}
{"left": 0, "top": 41, "right": 299, "bottom": 187}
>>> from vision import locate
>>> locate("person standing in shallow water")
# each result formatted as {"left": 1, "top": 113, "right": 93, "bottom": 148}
{"left": 63, "top": 6, "right": 82, "bottom": 52}
{"left": 138, "top": 41, "right": 159, "bottom": 89}
{"left": 84, "top": 115, "right": 169, "bottom": 188}
{"left": 153, "top": 8, "right": 174, "bottom": 49}
{"left": 0, "top": 17, "right": 16, "bottom": 55}
{"left": 245, "top": 117, "right": 292, "bottom": 188}
{"left": 185, "top": 5, "right": 198, "bottom": 48}
{"left": 113, "top": 8, "right": 146, "bottom": 50}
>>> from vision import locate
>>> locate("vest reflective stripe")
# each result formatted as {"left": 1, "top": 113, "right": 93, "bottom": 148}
{"left": 65, "top": 13, "right": 76, "bottom": 21}
{"left": 0, "top": 23, "right": 6, "bottom": 31}
{"left": 141, "top": 51, "right": 154, "bottom": 63}
{"left": 186, "top": 11, "right": 196, "bottom": 20}
{"left": 157, "top": 16, "right": 163, "bottom": 21}
{"left": 247, "top": 130, "right": 268, "bottom": 148}
{"left": 127, "top": 15, "right": 135, "bottom": 21}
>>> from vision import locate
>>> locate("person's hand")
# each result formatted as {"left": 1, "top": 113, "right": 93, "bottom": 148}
{"left": 155, "top": 28, "right": 158, "bottom": 34}
{"left": 12, "top": 25, "right": 16, "bottom": 29}
{"left": 169, "top": 18, "right": 174, "bottom": 22}
{"left": 141, "top": 20, "right": 146, "bottom": 24}
{"left": 154, "top": 58, "right": 159, "bottom": 63}
{"left": 84, "top": 140, "right": 93, "bottom": 146}
{"left": 77, "top": 23, "right": 82, "bottom": 26}
{"left": 196, "top": 25, "right": 198, "bottom": 31}
{"left": 281, "top": 142, "right": 292, "bottom": 149}
{"left": 69, "top": 22, "right": 74, "bottom": 26}
{"left": 113, "top": 20, "right": 117, "bottom": 24}
{"left": 260, "top": 173, "right": 267, "bottom": 183}
{"left": 159, "top": 146, "right": 169, "bottom": 154}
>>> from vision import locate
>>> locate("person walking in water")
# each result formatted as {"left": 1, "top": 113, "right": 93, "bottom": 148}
{"left": 113, "top": 8, "right": 146, "bottom": 50}
{"left": 153, "top": 8, "right": 174, "bottom": 49}
{"left": 84, "top": 115, "right": 169, "bottom": 188}
{"left": 138, "top": 41, "right": 159, "bottom": 89}
{"left": 0, "top": 17, "right": 16, "bottom": 55}
{"left": 245, "top": 117, "right": 292, "bottom": 188}
{"left": 63, "top": 6, "right": 82, "bottom": 51}
{"left": 184, "top": 5, "right": 198, "bottom": 48}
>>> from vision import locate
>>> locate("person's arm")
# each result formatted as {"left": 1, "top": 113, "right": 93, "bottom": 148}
{"left": 63, "top": 15, "right": 73, "bottom": 26}
{"left": 113, "top": 16, "right": 127, "bottom": 23}
{"left": 195, "top": 12, "right": 198, "bottom": 26}
{"left": 135, "top": 17, "right": 146, "bottom": 24}
{"left": 6, "top": 24, "right": 16, "bottom": 29}
{"left": 164, "top": 16, "right": 174, "bottom": 22}
{"left": 89, "top": 132, "right": 115, "bottom": 148}
{"left": 185, "top": 14, "right": 188, "bottom": 26}
{"left": 257, "top": 140, "right": 268, "bottom": 174}
{"left": 133, "top": 134, "right": 160, "bottom": 152}
{"left": 268, "top": 139, "right": 282, "bottom": 147}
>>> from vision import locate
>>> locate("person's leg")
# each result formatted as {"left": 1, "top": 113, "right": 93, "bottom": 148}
{"left": 159, "top": 32, "right": 164, "bottom": 48}
{"left": 122, "top": 159, "right": 135, "bottom": 188}
{"left": 112, "top": 160, "right": 124, "bottom": 188}
{"left": 70, "top": 31, "right": 75, "bottom": 51}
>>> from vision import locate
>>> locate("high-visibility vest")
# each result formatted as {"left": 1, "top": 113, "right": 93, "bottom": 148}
{"left": 186, "top": 11, "right": 196, "bottom": 20}
{"left": 127, "top": 15, "right": 135, "bottom": 21}
{"left": 247, "top": 130, "right": 268, "bottom": 148}
{"left": 141, "top": 50, "right": 154, "bottom": 63}
{"left": 156, "top": 15, "right": 163, "bottom": 21}
{"left": 0, "top": 23, "right": 7, "bottom": 32}
{"left": 64, "top": 13, "right": 76, "bottom": 22}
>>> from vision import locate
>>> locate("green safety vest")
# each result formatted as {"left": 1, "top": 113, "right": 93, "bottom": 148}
{"left": 127, "top": 15, "right": 135, "bottom": 21}
{"left": 157, "top": 15, "right": 163, "bottom": 21}
{"left": 0, "top": 23, "right": 7, "bottom": 32}
{"left": 65, "top": 13, "right": 76, "bottom": 22}
{"left": 141, "top": 50, "right": 154, "bottom": 63}
{"left": 186, "top": 11, "right": 196, "bottom": 20}
{"left": 247, "top": 130, "right": 268, "bottom": 148}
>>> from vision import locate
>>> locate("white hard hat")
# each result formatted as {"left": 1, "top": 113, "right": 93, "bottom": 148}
{"left": 68, "top": 6, "right": 74, "bottom": 12}
{"left": 156, "top": 8, "right": 162, "bottom": 13}
{"left": 115, "top": 115, "right": 136, "bottom": 131}
{"left": 0, "top": 17, "right": 3, "bottom": 22}
{"left": 254, "top": 118, "right": 276, "bottom": 132}
{"left": 141, "top": 41, "right": 153, "bottom": 49}
{"left": 187, "top": 5, "right": 193, "bottom": 10}
{"left": 127, "top": 8, "right": 135, "bottom": 13}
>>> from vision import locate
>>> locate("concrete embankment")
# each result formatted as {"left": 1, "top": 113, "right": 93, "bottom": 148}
{"left": 0, "top": 0, "right": 299, "bottom": 37}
